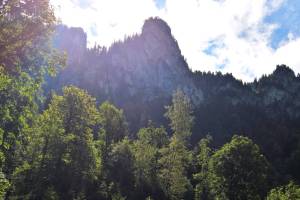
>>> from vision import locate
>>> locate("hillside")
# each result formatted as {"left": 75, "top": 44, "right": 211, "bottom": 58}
{"left": 47, "top": 18, "right": 300, "bottom": 184}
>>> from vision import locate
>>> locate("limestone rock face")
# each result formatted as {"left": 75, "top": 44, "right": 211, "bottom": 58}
{"left": 49, "top": 18, "right": 300, "bottom": 132}
{"left": 52, "top": 18, "right": 203, "bottom": 105}
{"left": 54, "top": 25, "right": 87, "bottom": 64}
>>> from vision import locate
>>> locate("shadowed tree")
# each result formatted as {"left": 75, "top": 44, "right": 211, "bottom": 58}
{"left": 99, "top": 101, "right": 128, "bottom": 145}
{"left": 194, "top": 135, "right": 213, "bottom": 200}
{"left": 132, "top": 123, "right": 168, "bottom": 199}
{"left": 208, "top": 135, "right": 271, "bottom": 200}
{"left": 108, "top": 137, "right": 135, "bottom": 199}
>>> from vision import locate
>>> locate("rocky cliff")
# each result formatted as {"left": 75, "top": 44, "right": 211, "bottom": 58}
{"left": 52, "top": 18, "right": 202, "bottom": 104}
{"left": 49, "top": 18, "right": 300, "bottom": 155}
{"left": 46, "top": 17, "right": 300, "bottom": 182}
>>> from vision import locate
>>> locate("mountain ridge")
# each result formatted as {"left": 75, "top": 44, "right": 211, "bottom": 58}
{"left": 49, "top": 18, "right": 300, "bottom": 153}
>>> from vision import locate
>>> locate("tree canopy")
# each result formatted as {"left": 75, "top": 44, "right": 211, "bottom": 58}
{"left": 0, "top": 1, "right": 299, "bottom": 199}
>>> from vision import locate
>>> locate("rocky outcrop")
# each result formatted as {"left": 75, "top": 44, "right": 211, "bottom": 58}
{"left": 49, "top": 18, "right": 300, "bottom": 134}
{"left": 52, "top": 18, "right": 203, "bottom": 105}
{"left": 54, "top": 25, "right": 87, "bottom": 64}
{"left": 48, "top": 18, "right": 300, "bottom": 178}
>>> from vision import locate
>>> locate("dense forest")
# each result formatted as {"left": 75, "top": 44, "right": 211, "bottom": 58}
{"left": 0, "top": 0, "right": 300, "bottom": 199}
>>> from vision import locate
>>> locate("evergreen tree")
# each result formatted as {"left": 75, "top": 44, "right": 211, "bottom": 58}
{"left": 108, "top": 137, "right": 135, "bottom": 199}
{"left": 157, "top": 90, "right": 195, "bottom": 200}
{"left": 99, "top": 101, "right": 128, "bottom": 145}
{"left": 194, "top": 135, "right": 213, "bottom": 200}
{"left": 0, "top": 2, "right": 299, "bottom": 198}
{"left": 132, "top": 124, "right": 168, "bottom": 199}
{"left": 98, "top": 101, "right": 129, "bottom": 199}
{"left": 158, "top": 136, "right": 192, "bottom": 200}
{"left": 165, "top": 89, "right": 194, "bottom": 143}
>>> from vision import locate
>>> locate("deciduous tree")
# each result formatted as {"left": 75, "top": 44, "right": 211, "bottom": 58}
{"left": 208, "top": 135, "right": 271, "bottom": 200}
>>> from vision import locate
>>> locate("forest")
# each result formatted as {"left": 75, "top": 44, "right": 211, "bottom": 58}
{"left": 0, "top": 1, "right": 300, "bottom": 199}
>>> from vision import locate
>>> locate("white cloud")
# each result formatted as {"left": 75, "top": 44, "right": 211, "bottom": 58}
{"left": 51, "top": 0, "right": 159, "bottom": 46}
{"left": 50, "top": 0, "right": 300, "bottom": 81}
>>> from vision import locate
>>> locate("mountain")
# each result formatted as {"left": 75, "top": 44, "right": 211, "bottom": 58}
{"left": 49, "top": 17, "right": 300, "bottom": 179}
{"left": 50, "top": 17, "right": 203, "bottom": 131}
{"left": 52, "top": 18, "right": 202, "bottom": 101}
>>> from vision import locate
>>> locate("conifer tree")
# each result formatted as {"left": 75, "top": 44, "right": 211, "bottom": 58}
{"left": 165, "top": 89, "right": 194, "bottom": 143}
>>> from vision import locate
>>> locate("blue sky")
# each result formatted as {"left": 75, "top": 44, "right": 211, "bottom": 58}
{"left": 154, "top": 0, "right": 166, "bottom": 9}
{"left": 51, "top": 0, "right": 300, "bottom": 81}
{"left": 265, "top": 0, "right": 300, "bottom": 49}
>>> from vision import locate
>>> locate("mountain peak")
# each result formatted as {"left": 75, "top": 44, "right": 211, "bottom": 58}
{"left": 142, "top": 17, "right": 172, "bottom": 37}
{"left": 140, "top": 17, "right": 184, "bottom": 66}
{"left": 272, "top": 64, "right": 295, "bottom": 78}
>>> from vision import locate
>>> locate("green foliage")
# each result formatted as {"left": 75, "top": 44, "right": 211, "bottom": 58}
{"left": 98, "top": 102, "right": 129, "bottom": 198}
{"left": 109, "top": 137, "right": 135, "bottom": 199}
{"left": 154, "top": 90, "right": 195, "bottom": 200}
{"left": 0, "top": 0, "right": 64, "bottom": 75}
{"left": 99, "top": 101, "right": 128, "bottom": 144}
{"left": 0, "top": 171, "right": 9, "bottom": 199}
{"left": 0, "top": 3, "right": 299, "bottom": 197}
{"left": 11, "top": 86, "right": 102, "bottom": 199}
{"left": 165, "top": 89, "right": 194, "bottom": 142}
{"left": 137, "top": 122, "right": 168, "bottom": 148}
{"left": 133, "top": 124, "right": 168, "bottom": 199}
{"left": 0, "top": 2, "right": 65, "bottom": 198}
{"left": 194, "top": 135, "right": 213, "bottom": 200}
{"left": 158, "top": 136, "right": 192, "bottom": 200}
{"left": 133, "top": 140, "right": 159, "bottom": 196}
{"left": 0, "top": 67, "right": 41, "bottom": 176}
{"left": 266, "top": 182, "right": 300, "bottom": 200}
{"left": 208, "top": 135, "right": 271, "bottom": 200}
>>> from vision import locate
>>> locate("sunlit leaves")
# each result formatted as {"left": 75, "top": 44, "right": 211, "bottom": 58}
{"left": 267, "top": 182, "right": 300, "bottom": 200}
{"left": 11, "top": 86, "right": 102, "bottom": 199}
{"left": 165, "top": 89, "right": 194, "bottom": 142}
{"left": 158, "top": 137, "right": 192, "bottom": 200}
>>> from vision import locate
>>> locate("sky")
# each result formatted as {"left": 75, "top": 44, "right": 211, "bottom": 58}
{"left": 50, "top": 0, "right": 300, "bottom": 82}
